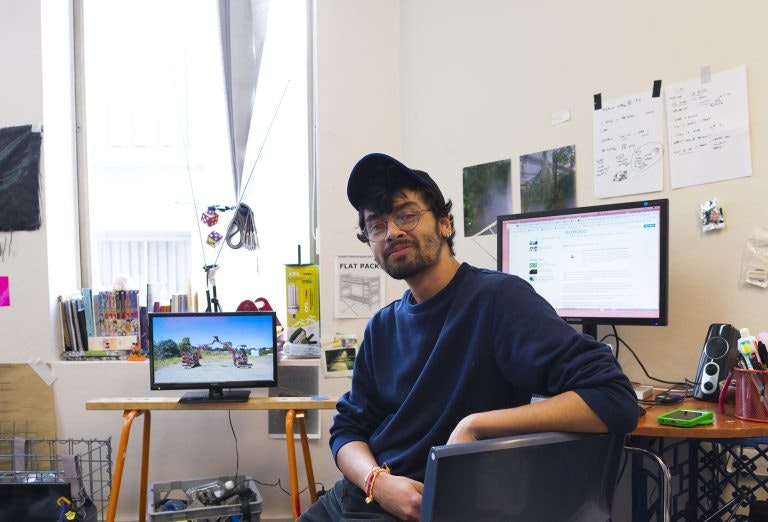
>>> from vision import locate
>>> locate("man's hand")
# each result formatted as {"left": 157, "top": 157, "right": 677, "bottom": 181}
{"left": 446, "top": 414, "right": 481, "bottom": 445}
{"left": 370, "top": 473, "right": 423, "bottom": 521}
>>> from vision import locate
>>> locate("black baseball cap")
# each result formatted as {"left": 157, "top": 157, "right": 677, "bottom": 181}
{"left": 347, "top": 153, "right": 446, "bottom": 212}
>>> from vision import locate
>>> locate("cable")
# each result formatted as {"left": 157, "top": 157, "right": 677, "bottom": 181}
{"left": 228, "top": 410, "right": 240, "bottom": 483}
{"left": 210, "top": 81, "right": 290, "bottom": 271}
{"left": 611, "top": 325, "right": 690, "bottom": 388}
{"left": 250, "top": 477, "right": 326, "bottom": 497}
{"left": 225, "top": 203, "right": 258, "bottom": 251}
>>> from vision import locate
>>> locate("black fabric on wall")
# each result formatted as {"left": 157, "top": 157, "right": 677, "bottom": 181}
{"left": 0, "top": 125, "right": 43, "bottom": 231}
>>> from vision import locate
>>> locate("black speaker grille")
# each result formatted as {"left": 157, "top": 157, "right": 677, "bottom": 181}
{"left": 704, "top": 336, "right": 729, "bottom": 359}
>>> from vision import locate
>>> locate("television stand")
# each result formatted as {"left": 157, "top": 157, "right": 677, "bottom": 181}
{"left": 178, "top": 389, "right": 251, "bottom": 404}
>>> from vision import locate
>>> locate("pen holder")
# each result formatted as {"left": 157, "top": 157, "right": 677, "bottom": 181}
{"left": 734, "top": 368, "right": 768, "bottom": 422}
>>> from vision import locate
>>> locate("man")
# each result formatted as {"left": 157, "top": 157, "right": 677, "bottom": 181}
{"left": 300, "top": 153, "right": 638, "bottom": 521}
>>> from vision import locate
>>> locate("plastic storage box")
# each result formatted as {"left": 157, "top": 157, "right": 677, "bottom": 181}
{"left": 148, "top": 475, "right": 262, "bottom": 521}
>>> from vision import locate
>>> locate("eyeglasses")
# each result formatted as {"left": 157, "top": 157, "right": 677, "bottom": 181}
{"left": 363, "top": 208, "right": 432, "bottom": 242}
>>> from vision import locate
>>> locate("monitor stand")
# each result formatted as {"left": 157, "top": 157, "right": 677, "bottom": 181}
{"left": 178, "top": 388, "right": 251, "bottom": 404}
{"left": 582, "top": 324, "right": 598, "bottom": 341}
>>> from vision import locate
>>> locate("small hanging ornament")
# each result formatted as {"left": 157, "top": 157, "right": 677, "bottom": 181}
{"left": 206, "top": 230, "right": 223, "bottom": 247}
{"left": 201, "top": 206, "right": 219, "bottom": 227}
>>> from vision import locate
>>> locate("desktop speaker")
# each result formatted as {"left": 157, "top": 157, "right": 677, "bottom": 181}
{"left": 693, "top": 323, "right": 739, "bottom": 402}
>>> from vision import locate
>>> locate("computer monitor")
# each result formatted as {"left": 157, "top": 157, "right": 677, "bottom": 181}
{"left": 497, "top": 199, "right": 668, "bottom": 339}
{"left": 148, "top": 311, "right": 278, "bottom": 403}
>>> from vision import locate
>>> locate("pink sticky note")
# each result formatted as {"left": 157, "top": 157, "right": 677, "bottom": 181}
{"left": 0, "top": 276, "right": 9, "bottom": 306}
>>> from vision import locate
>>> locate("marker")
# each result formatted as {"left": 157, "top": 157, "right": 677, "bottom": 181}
{"left": 740, "top": 351, "right": 754, "bottom": 370}
{"left": 758, "top": 341, "right": 768, "bottom": 370}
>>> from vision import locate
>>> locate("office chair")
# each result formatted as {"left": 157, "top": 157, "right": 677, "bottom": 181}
{"left": 623, "top": 444, "right": 672, "bottom": 522}
{"left": 420, "top": 431, "right": 626, "bottom": 522}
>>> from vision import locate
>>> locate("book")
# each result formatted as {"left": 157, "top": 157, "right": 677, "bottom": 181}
{"left": 59, "top": 296, "right": 73, "bottom": 351}
{"left": 69, "top": 299, "right": 84, "bottom": 351}
{"left": 82, "top": 288, "right": 95, "bottom": 337}
{"left": 76, "top": 302, "right": 88, "bottom": 351}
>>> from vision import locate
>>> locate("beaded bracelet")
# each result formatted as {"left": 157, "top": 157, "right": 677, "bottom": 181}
{"left": 364, "top": 463, "right": 390, "bottom": 504}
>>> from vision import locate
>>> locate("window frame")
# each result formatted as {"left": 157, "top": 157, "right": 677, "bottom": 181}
{"left": 72, "top": 0, "right": 318, "bottom": 297}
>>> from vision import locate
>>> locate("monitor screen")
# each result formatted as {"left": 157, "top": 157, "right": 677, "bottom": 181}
{"left": 497, "top": 199, "right": 668, "bottom": 336}
{"left": 148, "top": 311, "right": 278, "bottom": 403}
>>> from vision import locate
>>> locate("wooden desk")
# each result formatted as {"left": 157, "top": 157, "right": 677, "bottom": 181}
{"left": 86, "top": 396, "right": 337, "bottom": 522}
{"left": 629, "top": 397, "right": 768, "bottom": 521}
{"left": 632, "top": 397, "right": 768, "bottom": 439}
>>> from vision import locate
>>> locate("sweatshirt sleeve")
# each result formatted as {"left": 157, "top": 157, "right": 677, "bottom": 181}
{"left": 492, "top": 277, "right": 639, "bottom": 433}
{"left": 328, "top": 328, "right": 384, "bottom": 463}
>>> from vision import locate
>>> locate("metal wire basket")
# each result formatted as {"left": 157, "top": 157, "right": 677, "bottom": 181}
{"left": 0, "top": 427, "right": 112, "bottom": 521}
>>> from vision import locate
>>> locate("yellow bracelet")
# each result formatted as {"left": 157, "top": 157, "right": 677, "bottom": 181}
{"left": 364, "top": 463, "right": 390, "bottom": 504}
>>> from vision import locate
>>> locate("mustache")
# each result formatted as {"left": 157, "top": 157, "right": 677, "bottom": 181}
{"left": 384, "top": 240, "right": 417, "bottom": 257}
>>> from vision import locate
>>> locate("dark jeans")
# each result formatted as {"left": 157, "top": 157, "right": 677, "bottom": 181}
{"left": 298, "top": 478, "right": 401, "bottom": 522}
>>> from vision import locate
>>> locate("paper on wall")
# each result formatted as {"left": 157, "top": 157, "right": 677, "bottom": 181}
{"left": 666, "top": 65, "right": 752, "bottom": 189}
{"left": 593, "top": 90, "right": 664, "bottom": 198}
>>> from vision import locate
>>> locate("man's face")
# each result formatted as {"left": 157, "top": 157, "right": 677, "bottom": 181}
{"left": 363, "top": 190, "right": 445, "bottom": 280}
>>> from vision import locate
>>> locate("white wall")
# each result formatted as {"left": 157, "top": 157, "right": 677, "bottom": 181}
{"left": 394, "top": 0, "right": 768, "bottom": 385}
{"left": 316, "top": 0, "right": 407, "bottom": 339}
{"left": 0, "top": 0, "right": 55, "bottom": 364}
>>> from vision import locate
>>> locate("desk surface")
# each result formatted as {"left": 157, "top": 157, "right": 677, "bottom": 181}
{"left": 88, "top": 396, "right": 766, "bottom": 437}
{"left": 633, "top": 398, "right": 768, "bottom": 439}
{"left": 86, "top": 396, "right": 338, "bottom": 411}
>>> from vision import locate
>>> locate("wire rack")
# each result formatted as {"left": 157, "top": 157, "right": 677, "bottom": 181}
{"left": 0, "top": 423, "right": 112, "bottom": 521}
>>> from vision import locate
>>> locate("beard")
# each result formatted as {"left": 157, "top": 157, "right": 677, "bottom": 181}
{"left": 376, "top": 224, "right": 444, "bottom": 280}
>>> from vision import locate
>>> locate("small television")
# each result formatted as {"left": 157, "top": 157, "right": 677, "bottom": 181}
{"left": 497, "top": 199, "right": 668, "bottom": 339}
{"left": 148, "top": 311, "right": 278, "bottom": 403}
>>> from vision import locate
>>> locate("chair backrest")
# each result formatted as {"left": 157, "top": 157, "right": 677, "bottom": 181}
{"left": 420, "top": 431, "right": 625, "bottom": 522}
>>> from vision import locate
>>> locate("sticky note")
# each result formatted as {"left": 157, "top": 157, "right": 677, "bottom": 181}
{"left": 0, "top": 276, "right": 9, "bottom": 306}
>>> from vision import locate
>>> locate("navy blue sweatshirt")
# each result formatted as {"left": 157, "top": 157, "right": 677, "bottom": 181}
{"left": 330, "top": 263, "right": 638, "bottom": 481}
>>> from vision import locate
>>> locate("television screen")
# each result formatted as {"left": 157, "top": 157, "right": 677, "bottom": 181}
{"left": 148, "top": 311, "right": 278, "bottom": 403}
{"left": 497, "top": 199, "right": 668, "bottom": 337}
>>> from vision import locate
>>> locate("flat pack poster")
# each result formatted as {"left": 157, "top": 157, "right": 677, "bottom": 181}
{"left": 462, "top": 159, "right": 511, "bottom": 237}
{"left": 334, "top": 254, "right": 385, "bottom": 319}
{"left": 593, "top": 91, "right": 664, "bottom": 198}
{"left": 519, "top": 146, "right": 576, "bottom": 213}
{"left": 665, "top": 65, "right": 752, "bottom": 189}
{"left": 0, "top": 125, "right": 43, "bottom": 231}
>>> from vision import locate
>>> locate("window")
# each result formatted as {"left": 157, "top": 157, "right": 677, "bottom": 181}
{"left": 77, "top": 0, "right": 314, "bottom": 317}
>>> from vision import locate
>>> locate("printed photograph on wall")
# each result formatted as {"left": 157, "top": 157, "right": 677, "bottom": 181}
{"left": 322, "top": 347, "right": 357, "bottom": 378}
{"left": 321, "top": 334, "right": 358, "bottom": 378}
{"left": 462, "top": 159, "right": 512, "bottom": 237}
{"left": 0, "top": 125, "right": 43, "bottom": 231}
{"left": 519, "top": 145, "right": 576, "bottom": 212}
{"left": 334, "top": 254, "right": 385, "bottom": 319}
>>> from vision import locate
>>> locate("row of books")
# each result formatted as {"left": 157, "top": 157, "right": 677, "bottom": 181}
{"left": 58, "top": 295, "right": 89, "bottom": 352}
{"left": 91, "top": 289, "right": 140, "bottom": 337}
{"left": 59, "top": 289, "right": 140, "bottom": 352}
